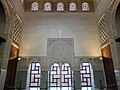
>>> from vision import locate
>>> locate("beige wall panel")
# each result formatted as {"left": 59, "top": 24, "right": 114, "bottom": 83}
{"left": 9, "top": 0, "right": 24, "bottom": 19}
{"left": 19, "top": 12, "right": 101, "bottom": 56}
{"left": 96, "top": 0, "right": 113, "bottom": 20}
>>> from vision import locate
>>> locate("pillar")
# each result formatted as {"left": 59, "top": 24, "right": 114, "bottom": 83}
{"left": 40, "top": 71, "right": 48, "bottom": 90}
{"left": 4, "top": 45, "right": 19, "bottom": 90}
{"left": 73, "top": 65, "right": 81, "bottom": 90}
{"left": 101, "top": 44, "right": 118, "bottom": 89}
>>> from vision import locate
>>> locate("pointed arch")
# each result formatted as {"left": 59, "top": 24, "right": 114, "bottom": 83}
{"left": 29, "top": 61, "right": 41, "bottom": 87}
{"left": 80, "top": 60, "right": 93, "bottom": 87}
{"left": 115, "top": 3, "right": 120, "bottom": 37}
{"left": 49, "top": 62, "right": 73, "bottom": 88}
{"left": 50, "top": 63, "right": 60, "bottom": 86}
{"left": 61, "top": 63, "right": 72, "bottom": 86}
{"left": 0, "top": 0, "right": 10, "bottom": 35}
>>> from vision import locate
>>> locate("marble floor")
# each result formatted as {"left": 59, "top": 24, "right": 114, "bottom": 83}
{"left": 27, "top": 87, "right": 115, "bottom": 90}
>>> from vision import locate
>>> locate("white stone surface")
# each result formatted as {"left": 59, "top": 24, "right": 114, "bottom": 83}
{"left": 0, "top": 69, "right": 6, "bottom": 90}
{"left": 95, "top": 0, "right": 114, "bottom": 20}
{"left": 19, "top": 13, "right": 101, "bottom": 57}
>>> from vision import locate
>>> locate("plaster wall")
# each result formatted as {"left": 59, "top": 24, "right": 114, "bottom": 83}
{"left": 9, "top": 0, "right": 24, "bottom": 19}
{"left": 96, "top": 0, "right": 114, "bottom": 20}
{"left": 19, "top": 12, "right": 101, "bottom": 57}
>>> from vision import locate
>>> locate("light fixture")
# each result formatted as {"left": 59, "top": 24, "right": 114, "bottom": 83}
{"left": 100, "top": 57, "right": 102, "bottom": 60}
{"left": 18, "top": 57, "right": 21, "bottom": 61}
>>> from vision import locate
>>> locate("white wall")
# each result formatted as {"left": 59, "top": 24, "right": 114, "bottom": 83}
{"left": 19, "top": 12, "right": 101, "bottom": 57}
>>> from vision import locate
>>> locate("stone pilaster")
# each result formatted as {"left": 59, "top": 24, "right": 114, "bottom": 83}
{"left": 40, "top": 71, "right": 48, "bottom": 90}
{"left": 15, "top": 71, "right": 27, "bottom": 89}
{"left": 73, "top": 71, "right": 81, "bottom": 90}
{"left": 93, "top": 70, "right": 105, "bottom": 89}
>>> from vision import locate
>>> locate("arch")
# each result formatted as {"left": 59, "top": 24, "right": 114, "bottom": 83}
{"left": 44, "top": 2, "right": 51, "bottom": 11}
{"left": 61, "top": 63, "right": 72, "bottom": 86}
{"left": 0, "top": 0, "right": 10, "bottom": 36}
{"left": 80, "top": 62, "right": 92, "bottom": 87}
{"left": 115, "top": 3, "right": 120, "bottom": 37}
{"left": 80, "top": 58, "right": 92, "bottom": 64}
{"left": 82, "top": 2, "right": 89, "bottom": 11}
{"left": 105, "top": 0, "right": 120, "bottom": 38}
{"left": 80, "top": 58, "right": 94, "bottom": 87}
{"left": 31, "top": 2, "right": 39, "bottom": 11}
{"left": 57, "top": 2, "right": 64, "bottom": 11}
{"left": 28, "top": 58, "right": 40, "bottom": 67}
{"left": 26, "top": 61, "right": 41, "bottom": 89}
{"left": 0, "top": 1, "right": 6, "bottom": 36}
{"left": 69, "top": 2, "right": 77, "bottom": 11}
{"left": 49, "top": 63, "right": 60, "bottom": 86}
{"left": 49, "top": 62, "right": 73, "bottom": 88}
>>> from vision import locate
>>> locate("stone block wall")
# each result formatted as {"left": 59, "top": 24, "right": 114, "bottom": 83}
{"left": 15, "top": 71, "right": 27, "bottom": 89}
{"left": 93, "top": 70, "right": 105, "bottom": 88}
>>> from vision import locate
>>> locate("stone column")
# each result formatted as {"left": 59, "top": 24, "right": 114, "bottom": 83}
{"left": 40, "top": 71, "right": 48, "bottom": 90}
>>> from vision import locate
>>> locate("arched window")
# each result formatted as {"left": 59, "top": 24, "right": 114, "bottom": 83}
{"left": 82, "top": 2, "right": 89, "bottom": 11}
{"left": 80, "top": 62, "right": 92, "bottom": 87}
{"left": 57, "top": 3, "right": 64, "bottom": 11}
{"left": 61, "top": 63, "right": 72, "bottom": 86}
{"left": 49, "top": 62, "right": 73, "bottom": 88}
{"left": 44, "top": 2, "right": 51, "bottom": 11}
{"left": 50, "top": 63, "right": 60, "bottom": 86}
{"left": 29, "top": 62, "right": 41, "bottom": 87}
{"left": 31, "top": 2, "right": 39, "bottom": 11}
{"left": 69, "top": 3, "right": 77, "bottom": 11}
